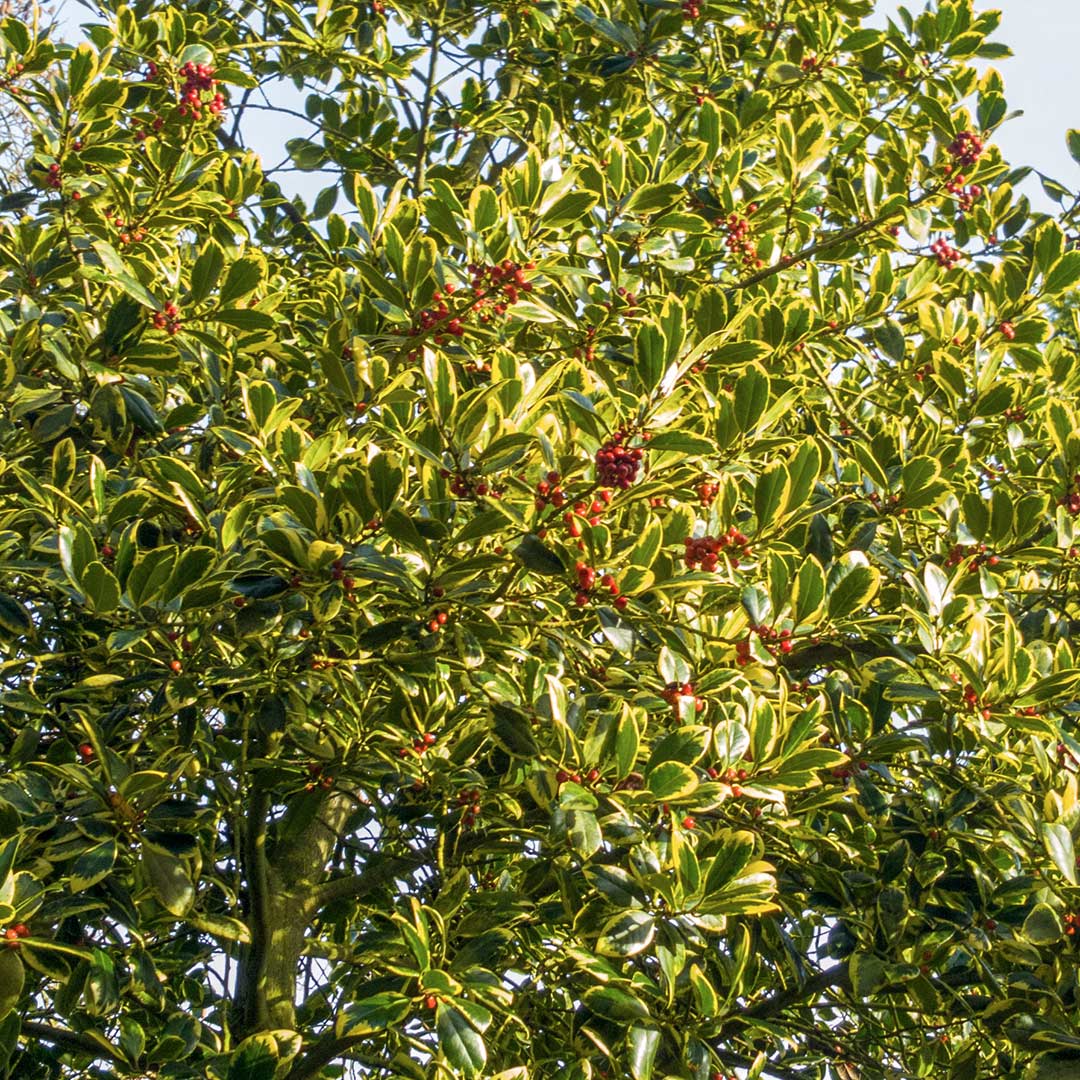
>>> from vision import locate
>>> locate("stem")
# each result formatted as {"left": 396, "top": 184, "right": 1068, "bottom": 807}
{"left": 730, "top": 187, "right": 940, "bottom": 293}
{"left": 233, "top": 709, "right": 272, "bottom": 1035}
{"left": 413, "top": 19, "right": 441, "bottom": 195}
{"left": 19, "top": 1021, "right": 127, "bottom": 1066}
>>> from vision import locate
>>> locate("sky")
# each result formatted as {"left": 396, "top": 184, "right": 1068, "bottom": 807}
{"left": 974, "top": 0, "right": 1080, "bottom": 196}
{"left": 55, "top": 0, "right": 1079, "bottom": 206}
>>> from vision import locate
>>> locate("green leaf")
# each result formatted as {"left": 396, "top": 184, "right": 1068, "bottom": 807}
{"left": 628, "top": 1026, "right": 660, "bottom": 1080}
{"left": 1068, "top": 129, "right": 1080, "bottom": 166}
{"left": 841, "top": 28, "right": 883, "bottom": 51}
{"left": 875, "top": 321, "right": 906, "bottom": 363}
{"left": 622, "top": 183, "right": 685, "bottom": 215}
{"left": 141, "top": 848, "right": 193, "bottom": 916}
{"left": 513, "top": 535, "right": 565, "bottom": 576}
{"left": 189, "top": 243, "right": 224, "bottom": 304}
{"left": 582, "top": 985, "right": 650, "bottom": 1022}
{"left": 338, "top": 993, "right": 411, "bottom": 1036}
{"left": 229, "top": 572, "right": 290, "bottom": 599}
{"left": 70, "top": 839, "right": 117, "bottom": 892}
{"left": 1042, "top": 822, "right": 1077, "bottom": 884}
{"left": 734, "top": 367, "right": 769, "bottom": 432}
{"left": 850, "top": 952, "right": 889, "bottom": 998}
{"left": 227, "top": 1034, "right": 279, "bottom": 1080}
{"left": 0, "top": 594, "right": 32, "bottom": 636}
{"left": 792, "top": 556, "right": 826, "bottom": 625}
{"left": 218, "top": 257, "right": 264, "bottom": 306}
{"left": 567, "top": 810, "right": 602, "bottom": 859}
{"left": 647, "top": 761, "right": 698, "bottom": 800}
{"left": 1044, "top": 252, "right": 1080, "bottom": 296}
{"left": 828, "top": 561, "right": 880, "bottom": 619}
{"left": 491, "top": 704, "right": 540, "bottom": 758}
{"left": 539, "top": 191, "right": 599, "bottom": 229}
{"left": 646, "top": 431, "right": 715, "bottom": 455}
{"left": 596, "top": 911, "right": 655, "bottom": 957}
{"left": 755, "top": 461, "right": 789, "bottom": 528}
{"left": 82, "top": 562, "right": 121, "bottom": 614}
{"left": 1022, "top": 902, "right": 1063, "bottom": 945}
{"left": 437, "top": 1001, "right": 487, "bottom": 1076}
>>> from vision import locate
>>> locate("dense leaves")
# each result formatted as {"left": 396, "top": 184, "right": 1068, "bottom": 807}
{"left": 1, "top": 0, "right": 1080, "bottom": 1078}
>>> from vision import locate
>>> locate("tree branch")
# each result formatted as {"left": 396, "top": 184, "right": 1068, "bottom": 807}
{"left": 20, "top": 1020, "right": 126, "bottom": 1065}
{"left": 413, "top": 20, "right": 441, "bottom": 195}
{"left": 744, "top": 963, "right": 852, "bottom": 1021}
{"left": 729, "top": 187, "right": 941, "bottom": 293}
{"left": 311, "top": 843, "right": 434, "bottom": 910}
{"left": 285, "top": 1034, "right": 370, "bottom": 1080}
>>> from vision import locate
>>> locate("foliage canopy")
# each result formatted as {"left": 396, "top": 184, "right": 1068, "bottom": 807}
{"left": 2, "top": 0, "right": 1080, "bottom": 1078}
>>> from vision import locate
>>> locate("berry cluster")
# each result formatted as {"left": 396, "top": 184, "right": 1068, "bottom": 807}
{"left": 946, "top": 129, "right": 984, "bottom": 169}
{"left": 303, "top": 763, "right": 335, "bottom": 791}
{"left": 556, "top": 767, "right": 602, "bottom": 785}
{"left": 561, "top": 494, "right": 612, "bottom": 540}
{"left": 608, "top": 285, "right": 640, "bottom": 314}
{"left": 177, "top": 61, "right": 226, "bottom": 121}
{"left": 705, "top": 765, "right": 748, "bottom": 786}
{"left": 78, "top": 742, "right": 94, "bottom": 762}
{"left": 660, "top": 681, "right": 706, "bottom": 714}
{"left": 440, "top": 468, "right": 502, "bottom": 500}
{"left": 151, "top": 302, "right": 182, "bottom": 334}
{"left": 681, "top": 0, "right": 700, "bottom": 17}
{"left": 329, "top": 559, "right": 360, "bottom": 602}
{"left": 912, "top": 363, "right": 934, "bottom": 383}
{"left": 930, "top": 238, "right": 963, "bottom": 269}
{"left": 1002, "top": 405, "right": 1026, "bottom": 423}
{"left": 455, "top": 788, "right": 482, "bottom": 828}
{"left": 45, "top": 162, "right": 62, "bottom": 190}
{"left": 398, "top": 732, "right": 438, "bottom": 758}
{"left": 945, "top": 175, "right": 982, "bottom": 213}
{"left": 573, "top": 325, "right": 598, "bottom": 363}
{"left": 1065, "top": 911, "right": 1079, "bottom": 937}
{"left": 3, "top": 924, "right": 30, "bottom": 948}
{"left": 736, "top": 624, "right": 793, "bottom": 666}
{"left": 696, "top": 479, "right": 718, "bottom": 506}
{"left": 533, "top": 470, "right": 567, "bottom": 510}
{"left": 1058, "top": 474, "right": 1080, "bottom": 516}
{"left": 829, "top": 759, "right": 868, "bottom": 782}
{"left": 999, "top": 320, "right": 1015, "bottom": 341}
{"left": 755, "top": 624, "right": 793, "bottom": 655}
{"left": 867, "top": 491, "right": 901, "bottom": 512}
{"left": 961, "top": 684, "right": 992, "bottom": 721}
{"left": 800, "top": 54, "right": 824, "bottom": 75}
{"left": 943, "top": 542, "right": 999, "bottom": 572}
{"left": 407, "top": 261, "right": 535, "bottom": 352}
{"left": 573, "top": 561, "right": 626, "bottom": 610}
{"left": 412, "top": 285, "right": 466, "bottom": 342}
{"left": 716, "top": 208, "right": 761, "bottom": 269}
{"left": 470, "top": 259, "right": 534, "bottom": 316}
{"left": 114, "top": 216, "right": 148, "bottom": 245}
{"left": 596, "top": 431, "right": 644, "bottom": 489}
{"left": 0, "top": 61, "right": 24, "bottom": 94}
{"left": 689, "top": 85, "right": 713, "bottom": 107}
{"left": 682, "top": 527, "right": 752, "bottom": 571}
{"left": 131, "top": 114, "right": 166, "bottom": 143}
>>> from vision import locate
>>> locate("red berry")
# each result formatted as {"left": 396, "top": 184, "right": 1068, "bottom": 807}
{"left": 169, "top": 660, "right": 182, "bottom": 674}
